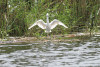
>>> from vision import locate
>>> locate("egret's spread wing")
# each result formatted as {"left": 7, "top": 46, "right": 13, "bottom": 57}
{"left": 36, "top": 20, "right": 46, "bottom": 29}
{"left": 28, "top": 19, "right": 46, "bottom": 29}
{"left": 50, "top": 19, "right": 68, "bottom": 29}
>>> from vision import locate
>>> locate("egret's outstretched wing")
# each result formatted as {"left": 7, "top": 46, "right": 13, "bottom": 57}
{"left": 50, "top": 19, "right": 68, "bottom": 29}
{"left": 28, "top": 19, "right": 46, "bottom": 29}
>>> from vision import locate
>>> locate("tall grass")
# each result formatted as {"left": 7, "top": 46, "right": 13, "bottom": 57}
{"left": 0, "top": 0, "right": 100, "bottom": 38}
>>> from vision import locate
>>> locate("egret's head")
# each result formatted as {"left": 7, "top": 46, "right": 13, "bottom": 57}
{"left": 46, "top": 13, "right": 49, "bottom": 17}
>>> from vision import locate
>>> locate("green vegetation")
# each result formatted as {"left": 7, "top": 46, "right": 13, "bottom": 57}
{"left": 0, "top": 0, "right": 100, "bottom": 38}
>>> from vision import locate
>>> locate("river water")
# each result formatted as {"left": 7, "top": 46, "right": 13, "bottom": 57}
{"left": 0, "top": 35, "right": 100, "bottom": 67}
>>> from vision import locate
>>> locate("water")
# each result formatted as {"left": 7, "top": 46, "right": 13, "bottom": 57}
{"left": 0, "top": 35, "right": 100, "bottom": 67}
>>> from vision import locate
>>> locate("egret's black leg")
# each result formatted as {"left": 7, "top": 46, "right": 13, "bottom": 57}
{"left": 46, "top": 33, "right": 48, "bottom": 39}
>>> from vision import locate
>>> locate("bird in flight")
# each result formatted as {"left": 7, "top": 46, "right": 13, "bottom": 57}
{"left": 28, "top": 13, "right": 68, "bottom": 33}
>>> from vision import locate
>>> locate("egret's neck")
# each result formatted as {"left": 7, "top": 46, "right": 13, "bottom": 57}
{"left": 47, "top": 16, "right": 49, "bottom": 24}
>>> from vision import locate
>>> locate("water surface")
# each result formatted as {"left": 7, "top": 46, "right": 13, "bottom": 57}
{"left": 0, "top": 35, "right": 100, "bottom": 67}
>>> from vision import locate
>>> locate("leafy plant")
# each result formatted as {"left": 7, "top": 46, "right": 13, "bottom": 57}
{"left": 0, "top": 0, "right": 100, "bottom": 38}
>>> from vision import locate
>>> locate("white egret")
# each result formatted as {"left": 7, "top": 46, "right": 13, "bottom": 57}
{"left": 28, "top": 13, "right": 68, "bottom": 33}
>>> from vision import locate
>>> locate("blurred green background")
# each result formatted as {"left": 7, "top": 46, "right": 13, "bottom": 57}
{"left": 0, "top": 0, "right": 100, "bottom": 38}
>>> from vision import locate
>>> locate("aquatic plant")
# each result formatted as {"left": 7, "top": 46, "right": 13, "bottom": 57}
{"left": 0, "top": 0, "right": 100, "bottom": 38}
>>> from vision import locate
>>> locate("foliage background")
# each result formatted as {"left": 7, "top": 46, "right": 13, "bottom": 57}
{"left": 0, "top": 0, "right": 100, "bottom": 38}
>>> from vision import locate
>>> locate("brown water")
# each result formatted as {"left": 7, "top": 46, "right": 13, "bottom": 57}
{"left": 0, "top": 35, "right": 100, "bottom": 67}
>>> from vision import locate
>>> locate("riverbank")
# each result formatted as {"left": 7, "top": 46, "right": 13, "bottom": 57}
{"left": 0, "top": 32, "right": 99, "bottom": 44}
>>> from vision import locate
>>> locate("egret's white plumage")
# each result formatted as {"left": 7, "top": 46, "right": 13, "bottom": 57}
{"left": 28, "top": 13, "right": 68, "bottom": 33}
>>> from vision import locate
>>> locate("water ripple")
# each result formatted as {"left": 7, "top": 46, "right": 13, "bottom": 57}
{"left": 0, "top": 36, "right": 100, "bottom": 67}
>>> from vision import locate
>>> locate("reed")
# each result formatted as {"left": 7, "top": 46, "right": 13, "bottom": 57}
{"left": 0, "top": 0, "right": 100, "bottom": 38}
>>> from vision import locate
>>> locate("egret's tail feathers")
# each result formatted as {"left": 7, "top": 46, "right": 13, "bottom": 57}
{"left": 45, "top": 30, "right": 51, "bottom": 33}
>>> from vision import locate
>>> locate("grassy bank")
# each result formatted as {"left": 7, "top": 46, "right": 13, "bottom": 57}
{"left": 0, "top": 0, "right": 100, "bottom": 38}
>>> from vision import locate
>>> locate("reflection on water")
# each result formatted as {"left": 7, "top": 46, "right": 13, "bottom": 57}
{"left": 0, "top": 36, "right": 100, "bottom": 67}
